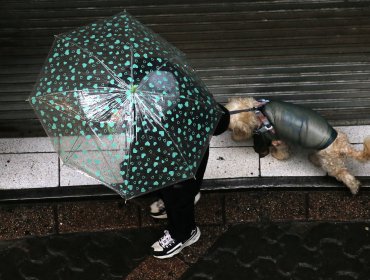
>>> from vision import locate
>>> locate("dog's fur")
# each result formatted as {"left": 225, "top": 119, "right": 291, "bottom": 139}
{"left": 226, "top": 97, "right": 370, "bottom": 194}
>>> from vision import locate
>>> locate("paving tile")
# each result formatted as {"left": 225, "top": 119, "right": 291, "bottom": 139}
{"left": 126, "top": 256, "right": 189, "bottom": 280}
{"left": 210, "top": 131, "right": 253, "bottom": 148}
{"left": 58, "top": 148, "right": 126, "bottom": 186}
{"left": 260, "top": 191, "right": 307, "bottom": 221}
{"left": 205, "top": 147, "right": 259, "bottom": 179}
{"left": 60, "top": 161, "right": 101, "bottom": 186}
{"left": 308, "top": 191, "right": 370, "bottom": 221}
{"left": 334, "top": 125, "right": 370, "bottom": 144}
{"left": 0, "top": 153, "right": 59, "bottom": 189}
{"left": 224, "top": 192, "right": 261, "bottom": 224}
{"left": 260, "top": 147, "right": 326, "bottom": 177}
{"left": 57, "top": 199, "right": 140, "bottom": 233}
{"left": 53, "top": 134, "right": 125, "bottom": 152}
{"left": 0, "top": 137, "right": 54, "bottom": 153}
{"left": 0, "top": 203, "right": 55, "bottom": 240}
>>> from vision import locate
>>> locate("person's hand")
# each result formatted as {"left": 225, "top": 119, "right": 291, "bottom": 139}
{"left": 110, "top": 110, "right": 122, "bottom": 123}
{"left": 107, "top": 110, "right": 123, "bottom": 134}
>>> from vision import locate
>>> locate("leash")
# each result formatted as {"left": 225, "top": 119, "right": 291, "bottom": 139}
{"left": 229, "top": 107, "right": 257, "bottom": 115}
{"left": 228, "top": 99, "right": 270, "bottom": 115}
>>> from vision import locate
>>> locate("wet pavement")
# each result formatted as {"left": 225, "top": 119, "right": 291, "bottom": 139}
{"left": 0, "top": 189, "right": 369, "bottom": 279}
{"left": 0, "top": 222, "right": 369, "bottom": 280}
{"left": 181, "top": 223, "right": 370, "bottom": 280}
{"left": 0, "top": 228, "right": 159, "bottom": 280}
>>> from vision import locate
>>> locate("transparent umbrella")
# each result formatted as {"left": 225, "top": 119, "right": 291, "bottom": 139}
{"left": 29, "top": 11, "right": 223, "bottom": 199}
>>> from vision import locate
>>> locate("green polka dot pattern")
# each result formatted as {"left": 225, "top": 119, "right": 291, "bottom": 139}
{"left": 29, "top": 11, "right": 223, "bottom": 199}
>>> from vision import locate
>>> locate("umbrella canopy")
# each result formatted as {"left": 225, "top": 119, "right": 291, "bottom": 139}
{"left": 29, "top": 11, "right": 223, "bottom": 199}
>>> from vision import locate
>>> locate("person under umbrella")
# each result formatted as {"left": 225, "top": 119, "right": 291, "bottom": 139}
{"left": 29, "top": 11, "right": 229, "bottom": 258}
{"left": 110, "top": 58, "right": 230, "bottom": 258}
{"left": 127, "top": 60, "right": 230, "bottom": 259}
{"left": 150, "top": 104, "right": 229, "bottom": 259}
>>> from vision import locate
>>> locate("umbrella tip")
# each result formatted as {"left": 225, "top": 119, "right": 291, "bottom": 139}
{"left": 131, "top": 84, "right": 139, "bottom": 94}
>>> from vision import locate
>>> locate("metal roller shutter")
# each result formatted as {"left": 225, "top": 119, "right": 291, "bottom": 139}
{"left": 1, "top": 0, "right": 370, "bottom": 137}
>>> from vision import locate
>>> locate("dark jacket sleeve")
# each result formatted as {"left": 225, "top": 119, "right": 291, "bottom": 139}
{"left": 213, "top": 104, "right": 230, "bottom": 136}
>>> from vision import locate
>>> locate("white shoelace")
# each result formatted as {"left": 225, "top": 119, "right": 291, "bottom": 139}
{"left": 159, "top": 230, "right": 175, "bottom": 248}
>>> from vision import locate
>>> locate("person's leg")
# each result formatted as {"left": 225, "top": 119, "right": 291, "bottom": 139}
{"left": 160, "top": 148, "right": 209, "bottom": 241}
{"left": 151, "top": 107, "right": 229, "bottom": 257}
{"left": 149, "top": 190, "right": 201, "bottom": 219}
{"left": 151, "top": 105, "right": 229, "bottom": 220}
{"left": 151, "top": 148, "right": 209, "bottom": 258}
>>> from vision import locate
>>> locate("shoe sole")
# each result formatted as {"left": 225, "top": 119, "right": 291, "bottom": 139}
{"left": 150, "top": 213, "right": 168, "bottom": 219}
{"left": 153, "top": 228, "right": 201, "bottom": 259}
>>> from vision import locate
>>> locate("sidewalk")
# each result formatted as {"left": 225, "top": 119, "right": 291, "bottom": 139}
{"left": 0, "top": 126, "right": 369, "bottom": 279}
{"left": 1, "top": 126, "right": 370, "bottom": 192}
{"left": 0, "top": 189, "right": 369, "bottom": 279}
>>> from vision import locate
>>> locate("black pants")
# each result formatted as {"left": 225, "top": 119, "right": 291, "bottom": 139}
{"left": 159, "top": 105, "right": 230, "bottom": 241}
{"left": 160, "top": 148, "right": 209, "bottom": 241}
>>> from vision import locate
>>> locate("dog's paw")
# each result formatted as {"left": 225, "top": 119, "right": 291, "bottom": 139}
{"left": 345, "top": 176, "right": 361, "bottom": 195}
{"left": 271, "top": 151, "right": 290, "bottom": 160}
{"left": 270, "top": 146, "right": 290, "bottom": 160}
{"left": 349, "top": 185, "right": 360, "bottom": 195}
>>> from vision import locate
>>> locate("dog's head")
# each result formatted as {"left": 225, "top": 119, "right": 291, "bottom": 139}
{"left": 225, "top": 97, "right": 260, "bottom": 141}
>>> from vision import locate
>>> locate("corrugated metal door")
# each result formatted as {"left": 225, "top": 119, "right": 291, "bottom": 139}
{"left": 1, "top": 0, "right": 370, "bottom": 137}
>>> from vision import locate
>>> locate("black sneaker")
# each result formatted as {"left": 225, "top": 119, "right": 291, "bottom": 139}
{"left": 151, "top": 227, "right": 201, "bottom": 259}
{"left": 150, "top": 192, "right": 201, "bottom": 219}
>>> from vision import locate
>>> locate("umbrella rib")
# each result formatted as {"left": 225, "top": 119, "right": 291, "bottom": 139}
{"left": 160, "top": 126, "right": 196, "bottom": 179}
{"left": 34, "top": 89, "right": 128, "bottom": 123}
{"left": 130, "top": 46, "right": 134, "bottom": 87}
{"left": 138, "top": 89, "right": 178, "bottom": 98}
{"left": 33, "top": 98, "right": 91, "bottom": 123}
{"left": 32, "top": 89, "right": 102, "bottom": 99}
{"left": 84, "top": 121, "right": 122, "bottom": 184}
{"left": 179, "top": 95, "right": 221, "bottom": 113}
{"left": 117, "top": 96, "right": 137, "bottom": 188}
{"left": 45, "top": 102, "right": 94, "bottom": 125}
{"left": 137, "top": 90, "right": 218, "bottom": 119}
{"left": 54, "top": 35, "right": 128, "bottom": 90}
{"left": 134, "top": 96, "right": 196, "bottom": 178}
{"left": 125, "top": 14, "right": 134, "bottom": 89}
{"left": 62, "top": 136, "right": 84, "bottom": 165}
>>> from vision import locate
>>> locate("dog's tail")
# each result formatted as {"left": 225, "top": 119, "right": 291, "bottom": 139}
{"left": 362, "top": 136, "right": 370, "bottom": 161}
{"left": 349, "top": 136, "right": 370, "bottom": 162}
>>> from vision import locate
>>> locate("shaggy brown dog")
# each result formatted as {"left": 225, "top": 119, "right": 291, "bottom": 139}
{"left": 226, "top": 97, "right": 370, "bottom": 194}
